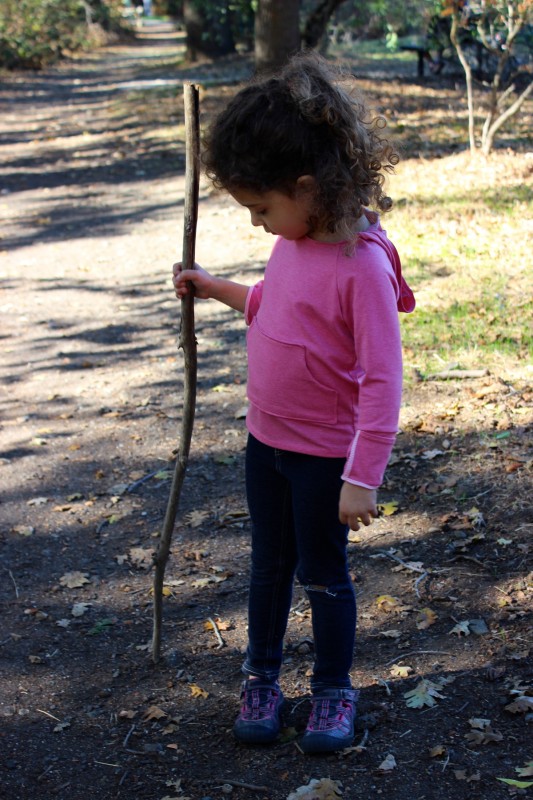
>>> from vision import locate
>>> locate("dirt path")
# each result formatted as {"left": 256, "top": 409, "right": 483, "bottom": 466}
{"left": 1, "top": 26, "right": 532, "bottom": 800}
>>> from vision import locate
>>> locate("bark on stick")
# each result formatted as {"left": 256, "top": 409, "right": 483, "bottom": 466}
{"left": 152, "top": 83, "right": 200, "bottom": 664}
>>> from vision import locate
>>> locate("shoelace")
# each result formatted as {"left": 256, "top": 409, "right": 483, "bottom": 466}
{"left": 307, "top": 698, "right": 353, "bottom": 732}
{"left": 240, "top": 686, "right": 279, "bottom": 721}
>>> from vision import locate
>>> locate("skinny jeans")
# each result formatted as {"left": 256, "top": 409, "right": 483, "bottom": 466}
{"left": 243, "top": 433, "right": 356, "bottom": 692}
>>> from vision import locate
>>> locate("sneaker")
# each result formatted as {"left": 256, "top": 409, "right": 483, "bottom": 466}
{"left": 233, "top": 680, "right": 284, "bottom": 744}
{"left": 300, "top": 688, "right": 358, "bottom": 753}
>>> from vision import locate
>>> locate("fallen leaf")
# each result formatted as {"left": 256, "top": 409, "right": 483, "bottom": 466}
{"left": 162, "top": 723, "right": 180, "bottom": 734}
{"left": 421, "top": 449, "right": 444, "bottom": 460}
{"left": 390, "top": 664, "right": 413, "bottom": 678}
{"left": 429, "top": 744, "right": 447, "bottom": 757}
{"left": 71, "top": 602, "right": 91, "bottom": 617}
{"left": 279, "top": 726, "right": 299, "bottom": 743}
{"left": 450, "top": 620, "right": 471, "bottom": 636}
{"left": 129, "top": 547, "right": 154, "bottom": 568}
{"left": 465, "top": 717, "right": 503, "bottom": 746}
{"left": 189, "top": 684, "right": 209, "bottom": 699}
{"left": 13, "top": 525, "right": 35, "bottom": 537}
{"left": 404, "top": 679, "right": 446, "bottom": 708}
{"left": 376, "top": 595, "right": 400, "bottom": 613}
{"left": 497, "top": 778, "right": 533, "bottom": 789}
{"left": 154, "top": 469, "right": 172, "bottom": 480}
{"left": 468, "top": 717, "right": 491, "bottom": 729}
{"left": 204, "top": 617, "right": 233, "bottom": 631}
{"left": 466, "top": 506, "right": 485, "bottom": 527}
{"left": 53, "top": 721, "right": 71, "bottom": 732}
{"left": 214, "top": 453, "right": 236, "bottom": 465}
{"left": 454, "top": 770, "right": 481, "bottom": 782}
{"left": 184, "top": 510, "right": 209, "bottom": 528}
{"left": 142, "top": 705, "right": 167, "bottom": 721}
{"left": 468, "top": 618, "right": 489, "bottom": 635}
{"left": 378, "top": 753, "right": 397, "bottom": 771}
{"left": 505, "top": 695, "right": 533, "bottom": 714}
{"left": 191, "top": 575, "right": 227, "bottom": 588}
{"left": 391, "top": 560, "right": 424, "bottom": 573}
{"left": 516, "top": 762, "right": 533, "bottom": 778}
{"left": 379, "top": 629, "right": 402, "bottom": 639}
{"left": 287, "top": 778, "right": 343, "bottom": 799}
{"left": 27, "top": 497, "right": 48, "bottom": 506}
{"left": 378, "top": 500, "right": 399, "bottom": 516}
{"left": 87, "top": 618, "right": 115, "bottom": 635}
{"left": 59, "top": 571, "right": 90, "bottom": 589}
{"left": 416, "top": 607, "right": 438, "bottom": 630}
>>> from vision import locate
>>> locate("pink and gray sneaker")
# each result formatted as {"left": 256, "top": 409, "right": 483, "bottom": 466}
{"left": 300, "top": 688, "right": 358, "bottom": 753}
{"left": 233, "top": 679, "right": 284, "bottom": 744}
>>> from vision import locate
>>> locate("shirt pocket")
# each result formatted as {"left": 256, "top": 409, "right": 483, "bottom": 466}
{"left": 247, "top": 319, "right": 338, "bottom": 424}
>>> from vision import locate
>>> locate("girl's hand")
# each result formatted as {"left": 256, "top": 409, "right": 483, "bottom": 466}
{"left": 339, "top": 482, "right": 378, "bottom": 531}
{"left": 172, "top": 262, "right": 249, "bottom": 312}
{"left": 172, "top": 262, "right": 214, "bottom": 300}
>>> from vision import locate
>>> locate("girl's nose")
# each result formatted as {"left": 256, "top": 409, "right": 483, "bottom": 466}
{"left": 250, "top": 211, "right": 262, "bottom": 227}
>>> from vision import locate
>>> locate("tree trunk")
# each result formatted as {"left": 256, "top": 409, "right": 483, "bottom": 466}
{"left": 481, "top": 78, "right": 533, "bottom": 155}
{"left": 301, "top": 0, "right": 348, "bottom": 49}
{"left": 254, "top": 0, "right": 301, "bottom": 73}
{"left": 183, "top": 0, "right": 235, "bottom": 61}
{"left": 450, "top": 13, "right": 476, "bottom": 154}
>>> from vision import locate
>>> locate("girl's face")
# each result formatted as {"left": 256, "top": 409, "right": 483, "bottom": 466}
{"left": 230, "top": 181, "right": 315, "bottom": 241}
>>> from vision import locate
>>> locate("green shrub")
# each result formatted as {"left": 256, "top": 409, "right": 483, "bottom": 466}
{"left": 0, "top": 0, "right": 127, "bottom": 69}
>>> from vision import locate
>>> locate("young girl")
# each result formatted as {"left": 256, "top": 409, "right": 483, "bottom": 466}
{"left": 173, "top": 52, "right": 415, "bottom": 754}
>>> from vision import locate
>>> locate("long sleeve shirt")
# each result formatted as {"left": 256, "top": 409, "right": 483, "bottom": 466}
{"left": 244, "top": 217, "right": 415, "bottom": 488}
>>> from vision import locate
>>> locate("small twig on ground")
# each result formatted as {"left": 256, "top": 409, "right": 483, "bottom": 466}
{"left": 207, "top": 616, "right": 225, "bottom": 648}
{"left": 36, "top": 708, "right": 61, "bottom": 722}
{"left": 356, "top": 728, "right": 369, "bottom": 749}
{"left": 384, "top": 650, "right": 453, "bottom": 668}
{"left": 123, "top": 724, "right": 135, "bottom": 749}
{"left": 126, "top": 468, "right": 164, "bottom": 493}
{"left": 289, "top": 697, "right": 309, "bottom": 715}
{"left": 446, "top": 555, "right": 488, "bottom": 568}
{"left": 37, "top": 765, "right": 54, "bottom": 782}
{"left": 376, "top": 551, "right": 426, "bottom": 572}
{"left": 202, "top": 780, "right": 270, "bottom": 792}
{"left": 8, "top": 569, "right": 19, "bottom": 598}
{"left": 414, "top": 571, "right": 430, "bottom": 599}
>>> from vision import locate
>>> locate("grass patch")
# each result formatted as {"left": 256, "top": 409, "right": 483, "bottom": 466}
{"left": 389, "top": 152, "right": 532, "bottom": 377}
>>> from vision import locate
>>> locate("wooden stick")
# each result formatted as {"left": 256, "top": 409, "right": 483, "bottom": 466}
{"left": 152, "top": 83, "right": 200, "bottom": 664}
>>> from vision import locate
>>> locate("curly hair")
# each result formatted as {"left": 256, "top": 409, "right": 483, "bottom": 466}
{"left": 202, "top": 51, "right": 399, "bottom": 241}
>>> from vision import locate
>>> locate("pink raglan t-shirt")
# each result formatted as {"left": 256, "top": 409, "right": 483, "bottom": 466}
{"left": 244, "top": 217, "right": 415, "bottom": 489}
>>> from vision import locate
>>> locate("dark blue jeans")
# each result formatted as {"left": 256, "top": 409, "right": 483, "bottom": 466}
{"left": 243, "top": 434, "right": 356, "bottom": 692}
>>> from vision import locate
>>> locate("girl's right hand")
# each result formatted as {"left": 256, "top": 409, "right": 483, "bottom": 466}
{"left": 172, "top": 262, "right": 214, "bottom": 300}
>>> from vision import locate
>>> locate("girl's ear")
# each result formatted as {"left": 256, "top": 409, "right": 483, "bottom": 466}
{"left": 296, "top": 175, "right": 316, "bottom": 194}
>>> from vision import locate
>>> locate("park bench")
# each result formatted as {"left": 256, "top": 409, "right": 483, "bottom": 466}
{"left": 399, "top": 42, "right": 434, "bottom": 77}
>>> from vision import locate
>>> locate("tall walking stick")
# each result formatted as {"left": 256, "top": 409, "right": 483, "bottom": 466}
{"left": 152, "top": 83, "right": 200, "bottom": 664}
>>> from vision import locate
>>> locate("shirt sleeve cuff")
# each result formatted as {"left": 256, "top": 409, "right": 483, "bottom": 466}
{"left": 342, "top": 430, "right": 396, "bottom": 488}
